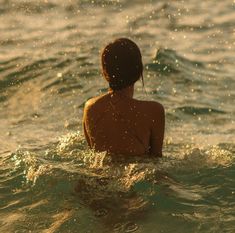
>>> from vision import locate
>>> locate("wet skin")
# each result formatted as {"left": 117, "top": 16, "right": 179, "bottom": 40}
{"left": 83, "top": 85, "right": 165, "bottom": 157}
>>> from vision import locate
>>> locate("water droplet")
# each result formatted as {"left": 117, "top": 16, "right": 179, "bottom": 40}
{"left": 57, "top": 72, "right": 62, "bottom": 78}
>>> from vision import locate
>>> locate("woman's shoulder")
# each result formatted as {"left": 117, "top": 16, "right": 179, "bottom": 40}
{"left": 134, "top": 99, "right": 164, "bottom": 113}
{"left": 133, "top": 99, "right": 165, "bottom": 132}
{"left": 84, "top": 93, "right": 110, "bottom": 111}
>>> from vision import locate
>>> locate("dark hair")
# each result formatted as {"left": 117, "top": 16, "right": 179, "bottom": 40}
{"left": 101, "top": 38, "right": 143, "bottom": 91}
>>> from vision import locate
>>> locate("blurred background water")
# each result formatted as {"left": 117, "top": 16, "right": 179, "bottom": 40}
{"left": 0, "top": 0, "right": 234, "bottom": 232}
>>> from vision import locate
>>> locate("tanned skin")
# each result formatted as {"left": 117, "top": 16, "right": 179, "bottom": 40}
{"left": 83, "top": 85, "right": 165, "bottom": 157}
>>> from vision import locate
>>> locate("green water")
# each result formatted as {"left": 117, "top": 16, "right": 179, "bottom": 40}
{"left": 0, "top": 0, "right": 234, "bottom": 232}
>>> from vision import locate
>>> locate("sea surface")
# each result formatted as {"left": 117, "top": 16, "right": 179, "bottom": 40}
{"left": 0, "top": 0, "right": 235, "bottom": 232}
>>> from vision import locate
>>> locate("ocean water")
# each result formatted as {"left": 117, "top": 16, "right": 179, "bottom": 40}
{"left": 0, "top": 0, "right": 235, "bottom": 232}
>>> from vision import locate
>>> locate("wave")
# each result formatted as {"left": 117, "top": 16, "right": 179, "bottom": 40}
{"left": 145, "top": 48, "right": 224, "bottom": 88}
{"left": 0, "top": 0, "right": 121, "bottom": 15}
{"left": 0, "top": 52, "right": 96, "bottom": 103}
{"left": 176, "top": 106, "right": 226, "bottom": 115}
{"left": 7, "top": 131, "right": 234, "bottom": 189}
{"left": 0, "top": 0, "right": 57, "bottom": 14}
{"left": 0, "top": 57, "right": 58, "bottom": 90}
{"left": 147, "top": 48, "right": 204, "bottom": 74}
{"left": 1, "top": 131, "right": 234, "bottom": 232}
{"left": 170, "top": 21, "right": 235, "bottom": 32}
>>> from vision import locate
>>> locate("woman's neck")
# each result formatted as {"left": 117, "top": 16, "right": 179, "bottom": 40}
{"left": 109, "top": 85, "right": 134, "bottom": 99}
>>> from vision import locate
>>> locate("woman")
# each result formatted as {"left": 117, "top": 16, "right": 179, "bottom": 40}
{"left": 83, "top": 38, "right": 165, "bottom": 156}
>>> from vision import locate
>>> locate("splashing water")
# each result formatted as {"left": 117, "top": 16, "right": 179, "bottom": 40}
{"left": 0, "top": 0, "right": 235, "bottom": 232}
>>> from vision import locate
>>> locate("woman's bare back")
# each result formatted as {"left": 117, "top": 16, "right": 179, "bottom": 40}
{"left": 83, "top": 91, "right": 165, "bottom": 156}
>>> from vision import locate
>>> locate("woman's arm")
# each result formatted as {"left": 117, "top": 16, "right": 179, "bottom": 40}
{"left": 150, "top": 103, "right": 165, "bottom": 157}
{"left": 82, "top": 105, "right": 92, "bottom": 147}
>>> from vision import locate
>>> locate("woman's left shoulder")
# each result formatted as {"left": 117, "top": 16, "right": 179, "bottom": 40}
{"left": 135, "top": 99, "right": 164, "bottom": 111}
{"left": 85, "top": 93, "right": 108, "bottom": 108}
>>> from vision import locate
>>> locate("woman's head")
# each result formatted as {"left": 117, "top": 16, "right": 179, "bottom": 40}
{"left": 101, "top": 38, "right": 143, "bottom": 91}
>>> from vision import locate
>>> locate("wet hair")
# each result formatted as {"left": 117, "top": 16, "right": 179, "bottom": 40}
{"left": 101, "top": 38, "right": 143, "bottom": 91}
